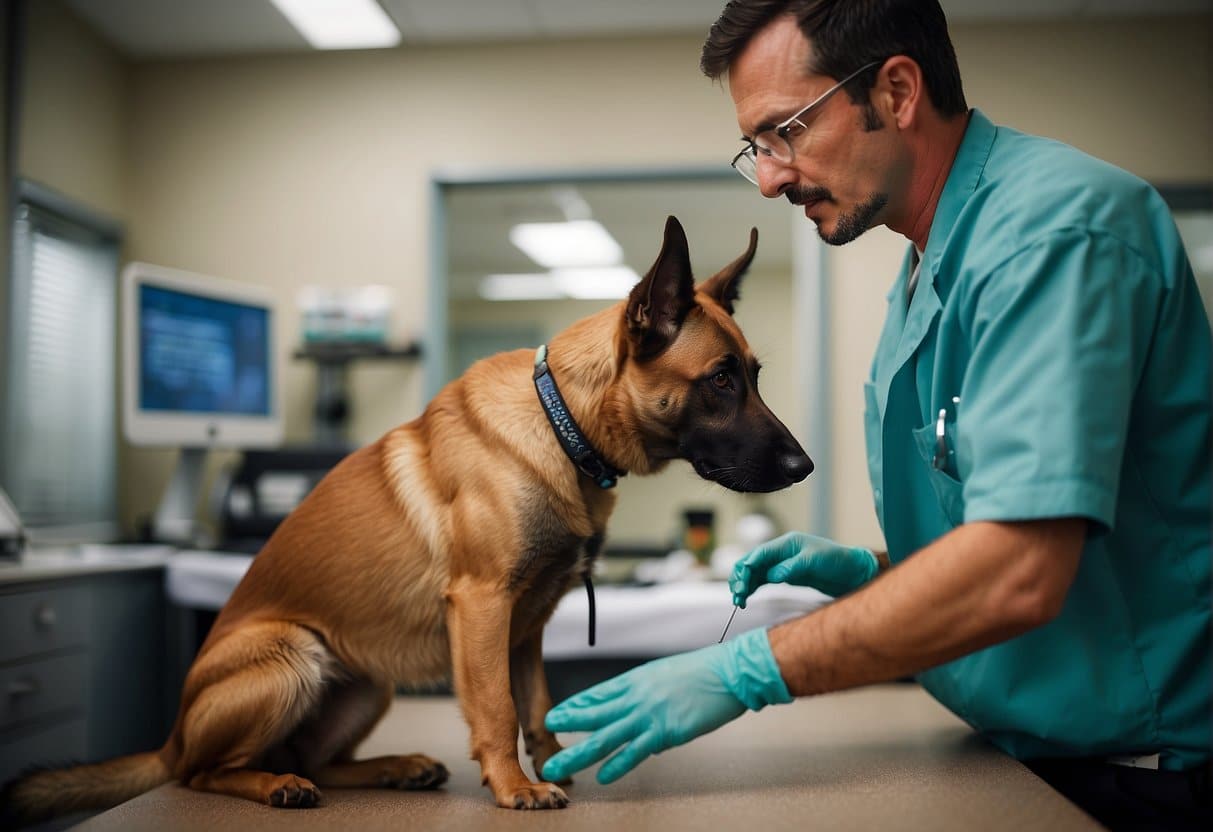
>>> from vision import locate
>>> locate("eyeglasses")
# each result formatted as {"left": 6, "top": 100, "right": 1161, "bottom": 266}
{"left": 731, "top": 60, "right": 883, "bottom": 186}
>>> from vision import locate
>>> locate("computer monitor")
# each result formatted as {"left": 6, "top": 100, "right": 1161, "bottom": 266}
{"left": 121, "top": 262, "right": 283, "bottom": 543}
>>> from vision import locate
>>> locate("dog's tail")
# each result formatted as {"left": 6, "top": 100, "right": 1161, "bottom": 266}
{"left": 1, "top": 750, "right": 172, "bottom": 827}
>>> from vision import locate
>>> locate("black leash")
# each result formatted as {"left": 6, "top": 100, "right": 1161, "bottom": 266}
{"left": 584, "top": 574, "right": 596, "bottom": 647}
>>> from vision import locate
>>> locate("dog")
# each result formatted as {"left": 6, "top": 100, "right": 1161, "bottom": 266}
{"left": 3, "top": 215, "right": 811, "bottom": 821}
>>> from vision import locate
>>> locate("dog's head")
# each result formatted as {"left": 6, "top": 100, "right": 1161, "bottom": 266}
{"left": 619, "top": 215, "right": 812, "bottom": 493}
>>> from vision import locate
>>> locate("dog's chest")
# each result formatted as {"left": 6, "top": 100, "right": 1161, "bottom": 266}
{"left": 509, "top": 524, "right": 600, "bottom": 593}
{"left": 508, "top": 516, "right": 603, "bottom": 638}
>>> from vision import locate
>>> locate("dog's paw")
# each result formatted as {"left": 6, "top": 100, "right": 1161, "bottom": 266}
{"left": 496, "top": 782, "right": 570, "bottom": 810}
{"left": 266, "top": 774, "right": 322, "bottom": 808}
{"left": 377, "top": 754, "right": 450, "bottom": 790}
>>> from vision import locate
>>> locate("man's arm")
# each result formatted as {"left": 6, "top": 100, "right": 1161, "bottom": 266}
{"left": 541, "top": 518, "right": 1086, "bottom": 785}
{"left": 769, "top": 518, "right": 1086, "bottom": 695}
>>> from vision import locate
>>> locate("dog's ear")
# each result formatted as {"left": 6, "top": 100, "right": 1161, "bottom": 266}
{"left": 696, "top": 227, "right": 758, "bottom": 315}
{"left": 626, "top": 215, "right": 696, "bottom": 359}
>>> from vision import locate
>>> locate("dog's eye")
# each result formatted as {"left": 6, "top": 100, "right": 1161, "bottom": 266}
{"left": 712, "top": 371, "right": 734, "bottom": 391}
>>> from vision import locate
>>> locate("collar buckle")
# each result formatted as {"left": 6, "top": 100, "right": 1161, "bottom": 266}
{"left": 574, "top": 450, "right": 617, "bottom": 489}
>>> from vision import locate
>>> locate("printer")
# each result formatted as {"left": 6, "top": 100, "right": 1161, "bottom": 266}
{"left": 212, "top": 447, "right": 349, "bottom": 554}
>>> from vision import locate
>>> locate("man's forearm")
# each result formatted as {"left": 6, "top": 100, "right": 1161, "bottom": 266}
{"left": 768, "top": 518, "right": 1085, "bottom": 696}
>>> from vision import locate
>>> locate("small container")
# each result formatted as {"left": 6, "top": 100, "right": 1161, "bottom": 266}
{"left": 297, "top": 285, "right": 393, "bottom": 344}
{"left": 682, "top": 508, "right": 716, "bottom": 567}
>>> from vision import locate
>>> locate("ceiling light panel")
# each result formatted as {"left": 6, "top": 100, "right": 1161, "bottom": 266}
{"left": 269, "top": 0, "right": 401, "bottom": 49}
{"left": 509, "top": 220, "right": 624, "bottom": 269}
{"left": 552, "top": 266, "right": 641, "bottom": 299}
{"left": 478, "top": 273, "right": 563, "bottom": 301}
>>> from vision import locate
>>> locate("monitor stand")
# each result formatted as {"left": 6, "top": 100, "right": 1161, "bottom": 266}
{"left": 152, "top": 447, "right": 209, "bottom": 545}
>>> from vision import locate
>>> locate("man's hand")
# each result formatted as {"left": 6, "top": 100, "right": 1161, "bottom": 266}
{"left": 542, "top": 627, "right": 791, "bottom": 784}
{"left": 729, "top": 531, "right": 881, "bottom": 608}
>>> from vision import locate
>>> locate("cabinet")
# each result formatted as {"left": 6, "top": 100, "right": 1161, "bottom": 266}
{"left": 0, "top": 568, "right": 173, "bottom": 785}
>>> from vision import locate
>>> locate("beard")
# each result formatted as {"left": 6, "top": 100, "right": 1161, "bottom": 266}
{"left": 787, "top": 185, "right": 888, "bottom": 246}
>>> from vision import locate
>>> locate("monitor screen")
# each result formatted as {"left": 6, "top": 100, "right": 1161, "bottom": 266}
{"left": 122, "top": 262, "right": 283, "bottom": 449}
{"left": 138, "top": 284, "right": 271, "bottom": 416}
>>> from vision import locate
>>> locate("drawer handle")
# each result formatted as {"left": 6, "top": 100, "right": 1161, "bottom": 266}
{"left": 33, "top": 602, "right": 57, "bottom": 631}
{"left": 8, "top": 677, "right": 40, "bottom": 698}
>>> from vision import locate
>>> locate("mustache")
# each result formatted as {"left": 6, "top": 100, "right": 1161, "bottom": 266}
{"left": 786, "top": 185, "right": 832, "bottom": 206}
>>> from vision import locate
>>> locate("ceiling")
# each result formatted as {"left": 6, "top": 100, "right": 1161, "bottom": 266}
{"left": 66, "top": 0, "right": 1212, "bottom": 58}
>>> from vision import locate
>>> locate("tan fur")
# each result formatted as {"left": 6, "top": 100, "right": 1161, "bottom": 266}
{"left": 2, "top": 753, "right": 171, "bottom": 824}
{"left": 2, "top": 217, "right": 808, "bottom": 820}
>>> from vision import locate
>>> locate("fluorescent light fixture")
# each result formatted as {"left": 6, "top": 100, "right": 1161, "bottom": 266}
{"left": 552, "top": 266, "right": 641, "bottom": 299}
{"left": 479, "top": 273, "right": 562, "bottom": 301}
{"left": 478, "top": 267, "right": 641, "bottom": 302}
{"left": 509, "top": 220, "right": 624, "bottom": 269}
{"left": 270, "top": 0, "right": 401, "bottom": 50}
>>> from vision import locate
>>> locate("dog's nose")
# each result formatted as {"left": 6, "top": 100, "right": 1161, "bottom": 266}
{"left": 779, "top": 453, "right": 814, "bottom": 482}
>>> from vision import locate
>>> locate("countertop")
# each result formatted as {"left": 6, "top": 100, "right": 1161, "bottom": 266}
{"left": 0, "top": 545, "right": 173, "bottom": 586}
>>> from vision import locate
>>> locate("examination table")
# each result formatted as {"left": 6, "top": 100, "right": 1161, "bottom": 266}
{"left": 76, "top": 683, "right": 1102, "bottom": 831}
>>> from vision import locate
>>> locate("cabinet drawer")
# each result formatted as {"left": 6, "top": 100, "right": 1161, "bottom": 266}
{"left": 0, "top": 652, "right": 88, "bottom": 729}
{"left": 0, "top": 718, "right": 87, "bottom": 785}
{"left": 0, "top": 584, "right": 91, "bottom": 662}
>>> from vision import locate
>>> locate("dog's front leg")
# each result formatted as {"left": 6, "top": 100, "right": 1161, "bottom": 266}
{"left": 445, "top": 577, "right": 569, "bottom": 810}
{"left": 510, "top": 633, "right": 567, "bottom": 783}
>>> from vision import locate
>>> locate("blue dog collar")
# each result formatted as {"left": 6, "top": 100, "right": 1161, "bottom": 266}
{"left": 533, "top": 345, "right": 624, "bottom": 490}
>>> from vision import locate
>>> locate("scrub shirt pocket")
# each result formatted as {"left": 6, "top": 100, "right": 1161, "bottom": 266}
{"left": 912, "top": 419, "right": 965, "bottom": 527}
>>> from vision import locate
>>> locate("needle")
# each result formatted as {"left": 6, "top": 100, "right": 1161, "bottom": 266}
{"left": 718, "top": 605, "right": 739, "bottom": 643}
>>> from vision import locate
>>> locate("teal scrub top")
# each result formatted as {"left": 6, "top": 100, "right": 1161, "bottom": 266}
{"left": 864, "top": 109, "right": 1212, "bottom": 770}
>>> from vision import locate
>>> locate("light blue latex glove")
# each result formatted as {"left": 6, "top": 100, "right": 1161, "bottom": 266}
{"left": 542, "top": 627, "right": 791, "bottom": 784}
{"left": 729, "top": 531, "right": 880, "bottom": 608}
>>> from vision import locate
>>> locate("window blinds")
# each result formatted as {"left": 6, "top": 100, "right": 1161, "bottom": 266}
{"left": 3, "top": 201, "right": 120, "bottom": 540}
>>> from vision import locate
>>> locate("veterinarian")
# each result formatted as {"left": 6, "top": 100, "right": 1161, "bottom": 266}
{"left": 542, "top": 2, "right": 1212, "bottom": 828}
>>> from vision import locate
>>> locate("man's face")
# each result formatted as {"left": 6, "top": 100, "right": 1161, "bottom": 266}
{"left": 728, "top": 16, "right": 899, "bottom": 245}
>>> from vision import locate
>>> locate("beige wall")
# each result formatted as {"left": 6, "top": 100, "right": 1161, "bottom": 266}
{"left": 19, "top": 0, "right": 128, "bottom": 219}
{"left": 18, "top": 5, "right": 1212, "bottom": 546}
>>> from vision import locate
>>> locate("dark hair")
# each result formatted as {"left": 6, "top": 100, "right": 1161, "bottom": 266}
{"left": 701, "top": 0, "right": 967, "bottom": 117}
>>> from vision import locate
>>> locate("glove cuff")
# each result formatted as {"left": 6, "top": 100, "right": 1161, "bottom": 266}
{"left": 723, "top": 627, "right": 794, "bottom": 711}
{"left": 854, "top": 547, "right": 881, "bottom": 584}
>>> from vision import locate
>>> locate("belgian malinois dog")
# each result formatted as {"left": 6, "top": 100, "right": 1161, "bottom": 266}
{"left": 4, "top": 216, "right": 811, "bottom": 821}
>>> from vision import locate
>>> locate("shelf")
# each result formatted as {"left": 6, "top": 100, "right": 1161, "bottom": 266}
{"left": 292, "top": 341, "right": 422, "bottom": 364}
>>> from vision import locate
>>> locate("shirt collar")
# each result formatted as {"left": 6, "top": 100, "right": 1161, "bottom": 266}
{"left": 921, "top": 108, "right": 997, "bottom": 278}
